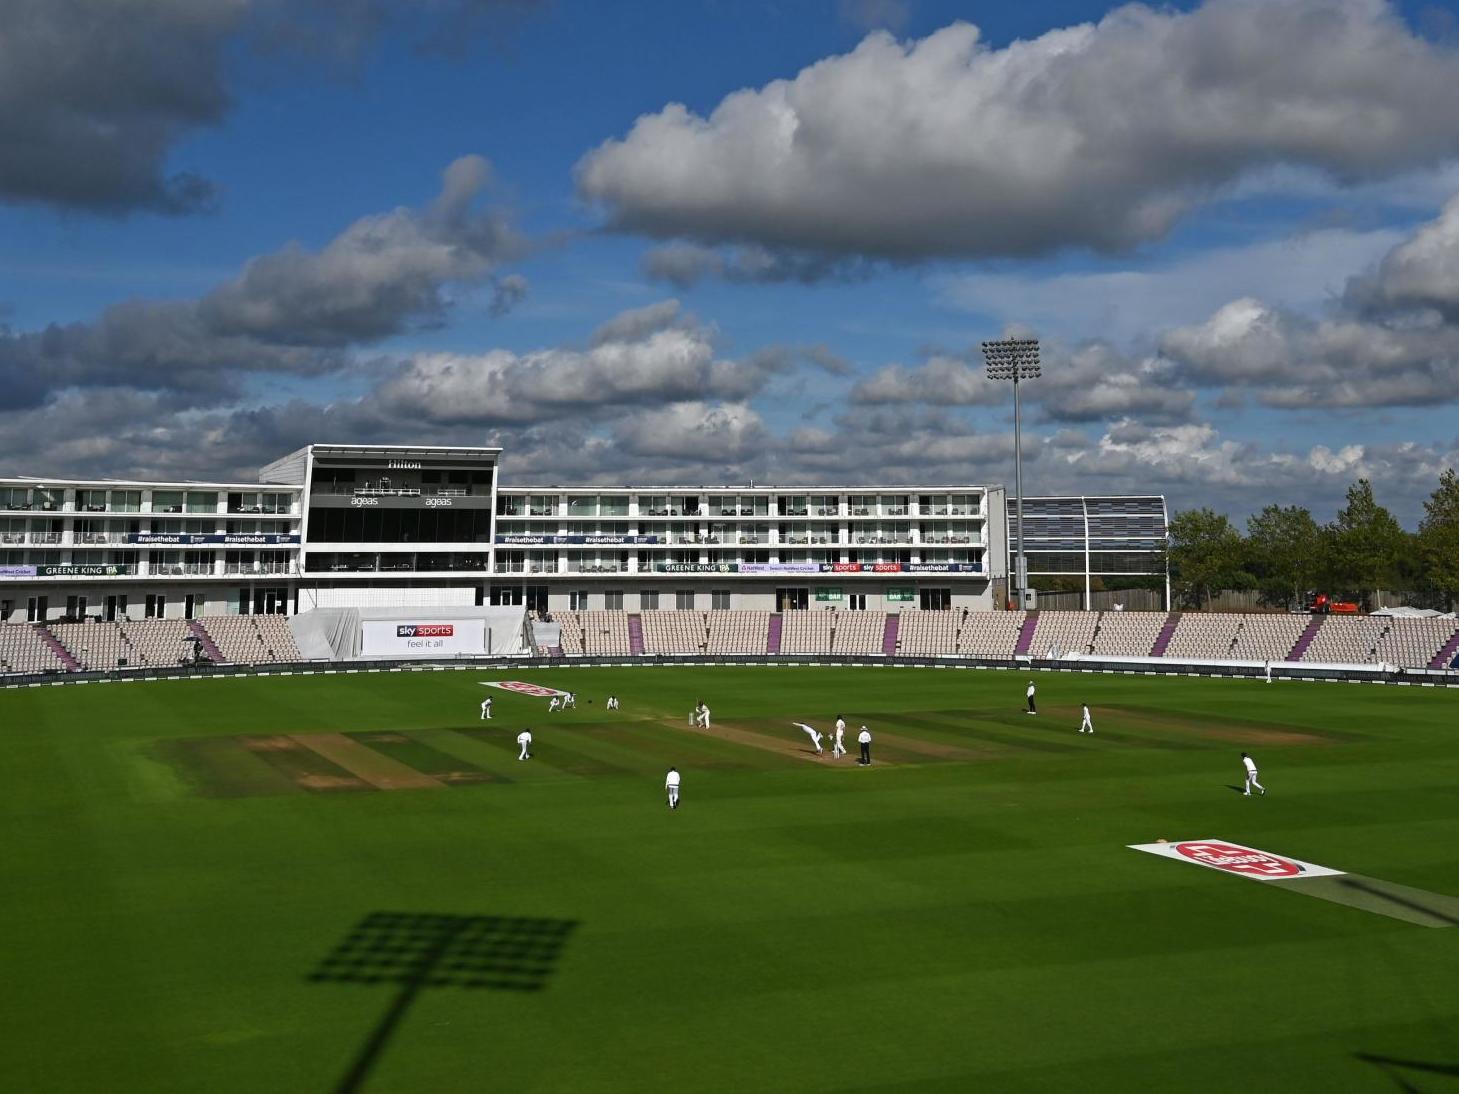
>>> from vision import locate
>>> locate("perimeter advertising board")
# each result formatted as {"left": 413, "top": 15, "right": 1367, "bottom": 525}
{"left": 360, "top": 619, "right": 486, "bottom": 656}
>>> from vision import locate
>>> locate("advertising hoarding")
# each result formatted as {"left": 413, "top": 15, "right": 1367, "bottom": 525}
{"left": 360, "top": 619, "right": 486, "bottom": 657}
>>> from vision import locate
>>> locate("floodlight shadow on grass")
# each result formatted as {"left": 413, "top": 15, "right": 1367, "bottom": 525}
{"left": 310, "top": 911, "right": 578, "bottom": 1094}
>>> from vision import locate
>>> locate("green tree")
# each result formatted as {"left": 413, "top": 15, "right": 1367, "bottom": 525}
{"left": 1245, "top": 504, "right": 1326, "bottom": 610}
{"left": 1328, "top": 479, "right": 1407, "bottom": 607}
{"left": 1418, "top": 468, "right": 1459, "bottom": 610}
{"left": 1168, "top": 508, "right": 1249, "bottom": 609}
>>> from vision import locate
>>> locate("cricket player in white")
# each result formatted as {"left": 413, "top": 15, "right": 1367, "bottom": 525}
{"left": 1025, "top": 681, "right": 1037, "bottom": 714}
{"left": 793, "top": 722, "right": 824, "bottom": 755}
{"left": 548, "top": 696, "right": 560, "bottom": 713}
{"left": 564, "top": 691, "right": 577, "bottom": 709}
{"left": 832, "top": 716, "right": 847, "bottom": 758}
{"left": 1079, "top": 703, "right": 1093, "bottom": 734}
{"left": 517, "top": 729, "right": 532, "bottom": 761}
{"left": 1241, "top": 752, "right": 1266, "bottom": 796}
{"left": 665, "top": 767, "right": 681, "bottom": 810}
{"left": 696, "top": 703, "right": 711, "bottom": 729}
{"left": 606, "top": 695, "right": 619, "bottom": 711}
{"left": 480, "top": 697, "right": 492, "bottom": 720}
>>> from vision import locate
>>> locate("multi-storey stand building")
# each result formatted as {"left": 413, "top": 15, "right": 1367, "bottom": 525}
{"left": 491, "top": 483, "right": 1006, "bottom": 614}
{"left": 1, "top": 444, "right": 1012, "bottom": 621}
{"left": 1007, "top": 495, "right": 1170, "bottom": 609}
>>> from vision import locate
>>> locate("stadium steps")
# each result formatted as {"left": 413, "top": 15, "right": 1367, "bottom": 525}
{"left": 1149, "top": 613, "right": 1181, "bottom": 656}
{"left": 1288, "top": 615, "right": 1324, "bottom": 661}
{"left": 626, "top": 614, "right": 645, "bottom": 656}
{"left": 881, "top": 613, "right": 899, "bottom": 655}
{"left": 37, "top": 625, "right": 80, "bottom": 671}
{"left": 1014, "top": 611, "right": 1039, "bottom": 655}
{"left": 766, "top": 614, "right": 783, "bottom": 654}
{"left": 1430, "top": 628, "right": 1459, "bottom": 670}
{"left": 189, "top": 620, "right": 227, "bottom": 663}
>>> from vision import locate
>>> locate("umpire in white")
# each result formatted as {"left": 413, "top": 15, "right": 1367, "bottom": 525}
{"left": 857, "top": 725, "right": 872, "bottom": 765}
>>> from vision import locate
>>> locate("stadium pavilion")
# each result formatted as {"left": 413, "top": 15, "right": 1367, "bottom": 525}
{"left": 0, "top": 443, "right": 1163, "bottom": 623}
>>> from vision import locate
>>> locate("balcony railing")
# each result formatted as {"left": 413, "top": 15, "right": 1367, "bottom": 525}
{"left": 30, "top": 533, "right": 63, "bottom": 544}
{"left": 224, "top": 565, "right": 293, "bottom": 575}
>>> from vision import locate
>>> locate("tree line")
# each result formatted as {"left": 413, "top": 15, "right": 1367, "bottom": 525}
{"left": 1167, "top": 472, "right": 1459, "bottom": 612}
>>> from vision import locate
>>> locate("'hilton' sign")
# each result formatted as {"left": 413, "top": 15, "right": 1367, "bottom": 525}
{"left": 387, "top": 460, "right": 422, "bottom": 470}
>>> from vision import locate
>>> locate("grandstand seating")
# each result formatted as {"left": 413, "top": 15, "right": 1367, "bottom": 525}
{"left": 50, "top": 618, "right": 291, "bottom": 670}
{"left": 558, "top": 611, "right": 632, "bottom": 656}
{"left": 779, "top": 611, "right": 835, "bottom": 655}
{"left": 960, "top": 611, "right": 1027, "bottom": 658}
{"left": 1371, "top": 616, "right": 1459, "bottom": 669}
{"left": 1227, "top": 614, "right": 1310, "bottom": 663}
{"left": 0, "top": 623, "right": 67, "bottom": 674}
{"left": 5, "top": 609, "right": 1456, "bottom": 677}
{"left": 1161, "top": 613, "right": 1245, "bottom": 660}
{"left": 1030, "top": 611, "right": 1100, "bottom": 658}
{"left": 1088, "top": 612, "right": 1166, "bottom": 657}
{"left": 199, "top": 615, "right": 302, "bottom": 664}
{"left": 896, "top": 611, "right": 961, "bottom": 656}
{"left": 828, "top": 611, "right": 886, "bottom": 655}
{"left": 1299, "top": 615, "right": 1387, "bottom": 664}
{"left": 704, "top": 611, "right": 771, "bottom": 654}
{"left": 641, "top": 611, "right": 708, "bottom": 654}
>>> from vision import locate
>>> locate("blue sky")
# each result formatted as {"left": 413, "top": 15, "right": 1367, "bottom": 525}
{"left": 3, "top": 0, "right": 1459, "bottom": 523}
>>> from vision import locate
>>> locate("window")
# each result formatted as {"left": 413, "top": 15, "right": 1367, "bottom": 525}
{"left": 920, "top": 588, "right": 951, "bottom": 611}
{"left": 152, "top": 490, "right": 184, "bottom": 514}
{"left": 675, "top": 590, "right": 696, "bottom": 610}
{"left": 569, "top": 590, "right": 590, "bottom": 611}
{"left": 109, "top": 490, "right": 142, "bottom": 513}
{"left": 848, "top": 593, "right": 867, "bottom": 610}
{"left": 604, "top": 590, "right": 624, "bottom": 610}
{"left": 185, "top": 491, "right": 218, "bottom": 514}
{"left": 490, "top": 584, "right": 524, "bottom": 606}
{"left": 76, "top": 488, "right": 108, "bottom": 512}
{"left": 640, "top": 590, "right": 660, "bottom": 611}
{"left": 711, "top": 590, "right": 731, "bottom": 610}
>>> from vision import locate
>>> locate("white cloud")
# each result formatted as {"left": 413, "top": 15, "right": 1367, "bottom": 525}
{"left": 937, "top": 226, "right": 1406, "bottom": 347}
{"left": 578, "top": 2, "right": 1459, "bottom": 266}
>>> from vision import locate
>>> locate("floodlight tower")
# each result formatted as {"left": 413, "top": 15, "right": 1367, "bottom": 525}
{"left": 980, "top": 337, "right": 1041, "bottom": 609}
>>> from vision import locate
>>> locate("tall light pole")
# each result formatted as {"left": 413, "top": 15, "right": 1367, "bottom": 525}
{"left": 980, "top": 337, "right": 1040, "bottom": 609}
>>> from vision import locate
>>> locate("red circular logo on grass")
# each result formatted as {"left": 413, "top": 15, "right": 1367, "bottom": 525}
{"left": 1175, "top": 841, "right": 1302, "bottom": 878}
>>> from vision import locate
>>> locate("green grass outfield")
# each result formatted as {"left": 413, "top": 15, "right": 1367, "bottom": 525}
{"left": 3, "top": 666, "right": 1459, "bottom": 1093}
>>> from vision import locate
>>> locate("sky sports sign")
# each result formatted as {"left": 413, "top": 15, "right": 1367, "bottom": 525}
{"left": 396, "top": 624, "right": 454, "bottom": 638}
{"left": 360, "top": 619, "right": 484, "bottom": 656}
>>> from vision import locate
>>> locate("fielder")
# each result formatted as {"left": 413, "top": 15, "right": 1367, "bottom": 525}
{"left": 665, "top": 766, "right": 681, "bottom": 810}
{"left": 517, "top": 729, "right": 533, "bottom": 761}
{"left": 1241, "top": 752, "right": 1266, "bottom": 796}
{"left": 548, "top": 696, "right": 561, "bottom": 713}
{"left": 832, "top": 715, "right": 847, "bottom": 758}
{"left": 793, "top": 722, "right": 824, "bottom": 755}
{"left": 563, "top": 691, "right": 577, "bottom": 710}
{"left": 480, "top": 697, "right": 493, "bottom": 720}
{"left": 1079, "top": 703, "right": 1093, "bottom": 734}
{"left": 606, "top": 695, "right": 620, "bottom": 711}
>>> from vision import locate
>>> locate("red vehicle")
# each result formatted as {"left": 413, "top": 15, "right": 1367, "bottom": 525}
{"left": 1306, "top": 593, "right": 1361, "bottom": 615}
